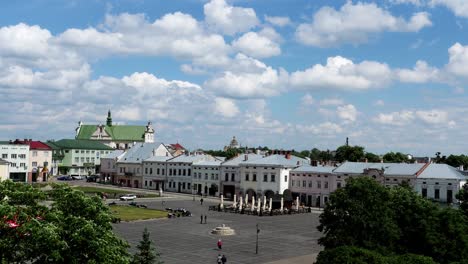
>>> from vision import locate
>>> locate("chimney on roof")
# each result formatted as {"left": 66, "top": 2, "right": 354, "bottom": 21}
{"left": 365, "top": 158, "right": 368, "bottom": 163}
{"left": 296, "top": 161, "right": 300, "bottom": 166}
{"left": 285, "top": 152, "right": 291, "bottom": 160}
{"left": 244, "top": 154, "right": 248, "bottom": 161}
{"left": 311, "top": 160, "right": 318, "bottom": 166}
{"left": 152, "top": 149, "right": 156, "bottom": 156}
{"left": 460, "top": 165, "right": 464, "bottom": 171}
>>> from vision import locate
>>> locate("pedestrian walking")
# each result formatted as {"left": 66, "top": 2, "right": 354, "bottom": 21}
{"left": 221, "top": 255, "right": 227, "bottom": 264}
{"left": 200, "top": 215, "right": 203, "bottom": 224}
{"left": 217, "top": 239, "right": 223, "bottom": 250}
{"left": 204, "top": 215, "right": 207, "bottom": 224}
{"left": 217, "top": 254, "right": 222, "bottom": 264}
{"left": 200, "top": 198, "right": 204, "bottom": 205}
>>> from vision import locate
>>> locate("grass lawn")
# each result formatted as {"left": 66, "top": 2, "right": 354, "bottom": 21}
{"left": 110, "top": 205, "right": 167, "bottom": 221}
{"left": 73, "top": 186, "right": 159, "bottom": 198}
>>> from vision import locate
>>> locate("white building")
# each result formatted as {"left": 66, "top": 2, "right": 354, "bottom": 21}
{"left": 239, "top": 154, "right": 309, "bottom": 200}
{"left": 416, "top": 163, "right": 467, "bottom": 203}
{"left": 193, "top": 160, "right": 222, "bottom": 196}
{"left": 220, "top": 154, "right": 263, "bottom": 199}
{"left": 100, "top": 150, "right": 125, "bottom": 183}
{"left": 0, "top": 158, "right": 10, "bottom": 181}
{"left": 0, "top": 142, "right": 30, "bottom": 182}
{"left": 115, "top": 142, "right": 170, "bottom": 188}
{"left": 290, "top": 165, "right": 335, "bottom": 207}
{"left": 142, "top": 155, "right": 172, "bottom": 191}
{"left": 166, "top": 154, "right": 220, "bottom": 194}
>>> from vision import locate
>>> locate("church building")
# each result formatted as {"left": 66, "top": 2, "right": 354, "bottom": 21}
{"left": 75, "top": 111, "right": 155, "bottom": 150}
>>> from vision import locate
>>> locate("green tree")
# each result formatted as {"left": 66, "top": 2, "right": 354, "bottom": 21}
{"left": 132, "top": 228, "right": 162, "bottom": 264}
{"left": 457, "top": 183, "right": 468, "bottom": 216}
{"left": 0, "top": 180, "right": 130, "bottom": 263}
{"left": 365, "top": 152, "right": 381, "bottom": 162}
{"left": 334, "top": 145, "right": 365, "bottom": 162}
{"left": 310, "top": 148, "right": 321, "bottom": 161}
{"left": 382, "top": 152, "right": 409, "bottom": 163}
{"left": 446, "top": 155, "right": 468, "bottom": 168}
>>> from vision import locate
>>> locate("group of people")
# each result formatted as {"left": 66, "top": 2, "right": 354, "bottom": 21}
{"left": 217, "top": 239, "right": 227, "bottom": 263}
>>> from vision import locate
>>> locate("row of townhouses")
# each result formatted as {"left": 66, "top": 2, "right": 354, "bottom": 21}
{"left": 99, "top": 141, "right": 467, "bottom": 205}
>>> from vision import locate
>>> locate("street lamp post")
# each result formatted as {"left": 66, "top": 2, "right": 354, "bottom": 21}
{"left": 256, "top": 223, "right": 260, "bottom": 254}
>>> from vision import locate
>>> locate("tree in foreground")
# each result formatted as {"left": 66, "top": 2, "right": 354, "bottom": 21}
{"left": 0, "top": 180, "right": 130, "bottom": 263}
{"left": 316, "top": 177, "right": 468, "bottom": 264}
{"left": 132, "top": 228, "right": 162, "bottom": 264}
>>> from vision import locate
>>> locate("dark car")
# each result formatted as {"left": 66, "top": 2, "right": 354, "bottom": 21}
{"left": 86, "top": 175, "right": 99, "bottom": 182}
{"left": 57, "top": 175, "right": 72, "bottom": 181}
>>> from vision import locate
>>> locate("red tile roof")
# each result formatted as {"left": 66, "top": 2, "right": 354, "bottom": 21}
{"left": 170, "top": 143, "right": 185, "bottom": 150}
{"left": 14, "top": 140, "right": 52, "bottom": 150}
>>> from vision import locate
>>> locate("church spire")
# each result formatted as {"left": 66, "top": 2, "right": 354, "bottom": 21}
{"left": 106, "top": 110, "right": 112, "bottom": 126}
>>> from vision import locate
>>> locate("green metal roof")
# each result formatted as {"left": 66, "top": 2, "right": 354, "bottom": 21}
{"left": 76, "top": 125, "right": 145, "bottom": 141}
{"left": 48, "top": 139, "right": 113, "bottom": 150}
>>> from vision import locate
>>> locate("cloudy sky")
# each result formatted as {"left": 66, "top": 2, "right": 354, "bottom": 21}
{"left": 1, "top": 0, "right": 468, "bottom": 155}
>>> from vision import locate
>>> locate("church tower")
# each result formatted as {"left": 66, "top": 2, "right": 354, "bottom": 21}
{"left": 106, "top": 110, "right": 112, "bottom": 126}
{"left": 144, "top": 121, "right": 155, "bottom": 143}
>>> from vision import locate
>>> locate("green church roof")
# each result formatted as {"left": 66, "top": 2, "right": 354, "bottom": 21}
{"left": 48, "top": 139, "right": 113, "bottom": 150}
{"left": 76, "top": 125, "right": 146, "bottom": 141}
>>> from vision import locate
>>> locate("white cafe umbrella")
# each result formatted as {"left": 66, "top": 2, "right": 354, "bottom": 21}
{"left": 269, "top": 198, "right": 272, "bottom": 212}
{"left": 295, "top": 196, "right": 299, "bottom": 211}
{"left": 233, "top": 194, "right": 237, "bottom": 209}
{"left": 220, "top": 194, "right": 224, "bottom": 209}
{"left": 239, "top": 197, "right": 243, "bottom": 211}
{"left": 262, "top": 196, "right": 266, "bottom": 211}
{"left": 280, "top": 197, "right": 284, "bottom": 211}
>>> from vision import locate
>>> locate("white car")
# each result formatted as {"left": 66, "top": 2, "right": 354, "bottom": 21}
{"left": 119, "top": 194, "right": 137, "bottom": 201}
{"left": 72, "top": 175, "right": 83, "bottom": 180}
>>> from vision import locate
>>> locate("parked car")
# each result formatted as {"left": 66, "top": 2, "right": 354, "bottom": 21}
{"left": 71, "top": 175, "right": 83, "bottom": 180}
{"left": 86, "top": 175, "right": 99, "bottom": 182}
{"left": 120, "top": 194, "right": 137, "bottom": 201}
{"left": 57, "top": 175, "right": 72, "bottom": 181}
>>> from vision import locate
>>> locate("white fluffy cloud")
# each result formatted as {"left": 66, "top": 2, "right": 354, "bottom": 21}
{"left": 232, "top": 31, "right": 281, "bottom": 58}
{"left": 290, "top": 56, "right": 392, "bottom": 90}
{"left": 320, "top": 98, "right": 344, "bottom": 106}
{"left": 374, "top": 109, "right": 452, "bottom": 126}
{"left": 301, "top": 94, "right": 315, "bottom": 106}
{"left": 430, "top": 0, "right": 468, "bottom": 18}
{"left": 446, "top": 43, "right": 468, "bottom": 77}
{"left": 57, "top": 12, "right": 231, "bottom": 67}
{"left": 214, "top": 97, "right": 240, "bottom": 118}
{"left": 204, "top": 0, "right": 259, "bottom": 35}
{"left": 264, "top": 15, "right": 291, "bottom": 27}
{"left": 396, "top": 60, "right": 441, "bottom": 83}
{"left": 297, "top": 122, "right": 343, "bottom": 135}
{"left": 296, "top": 2, "right": 431, "bottom": 47}
{"left": 204, "top": 53, "right": 288, "bottom": 98}
{"left": 337, "top": 104, "right": 358, "bottom": 122}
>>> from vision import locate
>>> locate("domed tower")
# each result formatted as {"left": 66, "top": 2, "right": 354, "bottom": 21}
{"left": 144, "top": 121, "right": 155, "bottom": 143}
{"left": 230, "top": 136, "right": 240, "bottom": 149}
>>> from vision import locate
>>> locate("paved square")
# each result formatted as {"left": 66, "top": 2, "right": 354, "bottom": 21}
{"left": 113, "top": 198, "right": 322, "bottom": 264}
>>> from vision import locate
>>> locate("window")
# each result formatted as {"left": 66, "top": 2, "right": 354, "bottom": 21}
{"left": 137, "top": 168, "right": 140, "bottom": 174}
{"left": 32, "top": 162, "right": 37, "bottom": 167}
{"left": 86, "top": 150, "right": 89, "bottom": 154}
{"left": 325, "top": 182, "right": 328, "bottom": 189}
{"left": 245, "top": 173, "right": 250, "bottom": 181}
{"left": 231, "top": 173, "right": 235, "bottom": 181}
{"left": 422, "top": 188, "right": 427, "bottom": 198}
{"left": 75, "top": 150, "right": 79, "bottom": 153}
{"left": 211, "top": 173, "right": 214, "bottom": 180}
{"left": 157, "top": 168, "right": 160, "bottom": 175}
{"left": 183, "top": 169, "right": 186, "bottom": 175}
{"left": 86, "top": 157, "right": 90, "bottom": 162}
{"left": 32, "top": 151, "right": 37, "bottom": 157}
{"left": 182, "top": 183, "right": 186, "bottom": 189}
{"left": 253, "top": 174, "right": 257, "bottom": 182}
{"left": 337, "top": 182, "right": 342, "bottom": 188}
{"left": 19, "top": 154, "right": 26, "bottom": 159}
{"left": 149, "top": 181, "right": 152, "bottom": 187}
{"left": 10, "top": 163, "right": 16, "bottom": 167}
{"left": 145, "top": 168, "right": 148, "bottom": 174}
{"left": 91, "top": 151, "right": 95, "bottom": 154}
{"left": 284, "top": 175, "right": 287, "bottom": 182}
{"left": 205, "top": 173, "right": 208, "bottom": 180}
{"left": 145, "top": 181, "right": 147, "bottom": 187}
{"left": 309, "top": 181, "right": 312, "bottom": 188}
{"left": 263, "top": 174, "right": 268, "bottom": 182}
{"left": 188, "top": 183, "right": 191, "bottom": 190}
{"left": 81, "top": 150, "right": 84, "bottom": 153}
{"left": 20, "top": 163, "right": 25, "bottom": 167}
{"left": 169, "top": 169, "right": 172, "bottom": 176}
{"left": 81, "top": 157, "right": 84, "bottom": 162}
{"left": 178, "top": 169, "right": 181, "bottom": 175}
{"left": 1, "top": 154, "right": 6, "bottom": 159}
{"left": 74, "top": 157, "right": 79, "bottom": 163}
{"left": 292, "top": 180, "right": 295, "bottom": 186}
{"left": 162, "top": 169, "right": 165, "bottom": 175}
{"left": 11, "top": 154, "right": 17, "bottom": 159}
{"left": 150, "top": 168, "right": 153, "bottom": 174}
{"left": 435, "top": 189, "right": 440, "bottom": 199}
{"left": 65, "top": 150, "right": 69, "bottom": 153}
{"left": 188, "top": 169, "right": 191, "bottom": 176}
{"left": 271, "top": 174, "right": 276, "bottom": 182}
{"left": 317, "top": 181, "right": 321, "bottom": 189}
{"left": 225, "top": 173, "right": 229, "bottom": 181}
{"left": 303, "top": 180, "right": 306, "bottom": 187}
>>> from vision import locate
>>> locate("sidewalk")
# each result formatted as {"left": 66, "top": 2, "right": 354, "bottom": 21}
{"left": 263, "top": 254, "right": 317, "bottom": 264}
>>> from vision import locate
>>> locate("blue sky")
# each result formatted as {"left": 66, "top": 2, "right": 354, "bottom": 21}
{"left": 1, "top": 0, "right": 468, "bottom": 156}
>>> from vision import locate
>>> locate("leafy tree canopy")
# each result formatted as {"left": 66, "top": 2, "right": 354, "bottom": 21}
{"left": 317, "top": 177, "right": 468, "bottom": 264}
{"left": 334, "top": 145, "right": 365, "bottom": 162}
{"left": 0, "top": 181, "right": 130, "bottom": 264}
